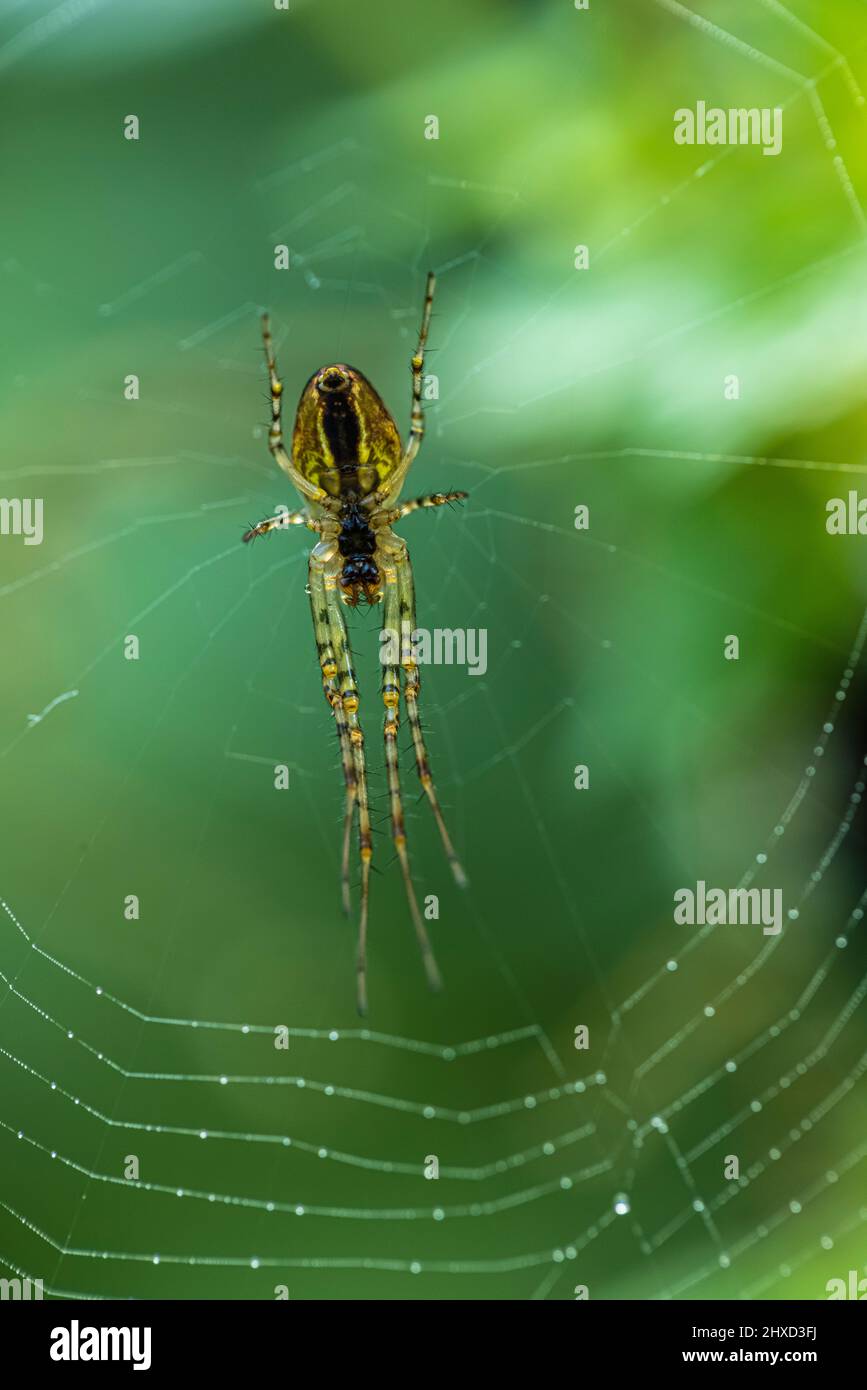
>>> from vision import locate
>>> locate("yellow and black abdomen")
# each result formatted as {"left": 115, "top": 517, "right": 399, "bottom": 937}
{"left": 291, "top": 365, "right": 402, "bottom": 500}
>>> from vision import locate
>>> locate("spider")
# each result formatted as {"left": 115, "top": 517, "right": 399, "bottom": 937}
{"left": 243, "top": 273, "right": 468, "bottom": 1014}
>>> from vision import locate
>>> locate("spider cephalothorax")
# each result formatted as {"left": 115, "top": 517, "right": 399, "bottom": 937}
{"left": 333, "top": 498, "right": 379, "bottom": 605}
{"left": 242, "top": 274, "right": 468, "bottom": 1013}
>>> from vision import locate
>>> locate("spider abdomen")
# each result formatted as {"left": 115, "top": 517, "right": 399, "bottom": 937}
{"left": 291, "top": 363, "right": 402, "bottom": 500}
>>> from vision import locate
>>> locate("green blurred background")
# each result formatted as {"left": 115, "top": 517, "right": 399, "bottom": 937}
{"left": 1, "top": 0, "right": 866, "bottom": 1300}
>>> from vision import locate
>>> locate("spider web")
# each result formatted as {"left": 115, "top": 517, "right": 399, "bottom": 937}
{"left": 1, "top": 0, "right": 867, "bottom": 1300}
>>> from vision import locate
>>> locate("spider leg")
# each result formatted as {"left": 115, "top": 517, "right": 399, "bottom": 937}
{"left": 243, "top": 510, "right": 323, "bottom": 543}
{"left": 368, "top": 272, "right": 436, "bottom": 510}
{"left": 381, "top": 563, "right": 443, "bottom": 993}
{"left": 322, "top": 572, "right": 374, "bottom": 1016}
{"left": 261, "top": 315, "right": 329, "bottom": 507}
{"left": 308, "top": 557, "right": 358, "bottom": 924}
{"left": 382, "top": 491, "right": 468, "bottom": 526}
{"left": 394, "top": 546, "right": 468, "bottom": 889}
{"left": 404, "top": 271, "right": 435, "bottom": 469}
